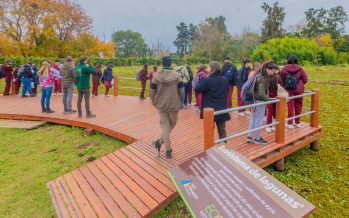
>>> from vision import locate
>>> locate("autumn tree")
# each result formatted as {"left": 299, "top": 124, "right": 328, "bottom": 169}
{"left": 261, "top": 2, "right": 286, "bottom": 42}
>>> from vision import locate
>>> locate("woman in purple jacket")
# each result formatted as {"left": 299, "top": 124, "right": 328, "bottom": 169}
{"left": 281, "top": 55, "right": 308, "bottom": 129}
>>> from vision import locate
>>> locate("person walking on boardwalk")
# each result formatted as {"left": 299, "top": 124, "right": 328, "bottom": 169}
{"left": 193, "top": 64, "right": 208, "bottom": 108}
{"left": 175, "top": 62, "right": 190, "bottom": 108}
{"left": 102, "top": 63, "right": 114, "bottom": 97}
{"left": 280, "top": 55, "right": 308, "bottom": 129}
{"left": 221, "top": 57, "right": 237, "bottom": 108}
{"left": 186, "top": 65, "right": 194, "bottom": 105}
{"left": 3, "top": 60, "right": 13, "bottom": 96}
{"left": 236, "top": 58, "right": 252, "bottom": 116}
{"left": 247, "top": 61, "right": 279, "bottom": 145}
{"left": 38, "top": 61, "right": 57, "bottom": 113}
{"left": 18, "top": 62, "right": 34, "bottom": 97}
{"left": 92, "top": 63, "right": 102, "bottom": 97}
{"left": 150, "top": 56, "right": 184, "bottom": 159}
{"left": 75, "top": 56, "right": 97, "bottom": 118}
{"left": 61, "top": 56, "right": 76, "bottom": 114}
{"left": 195, "top": 61, "right": 230, "bottom": 141}
{"left": 138, "top": 64, "right": 149, "bottom": 100}
{"left": 32, "top": 64, "right": 39, "bottom": 96}
{"left": 12, "top": 66, "right": 21, "bottom": 96}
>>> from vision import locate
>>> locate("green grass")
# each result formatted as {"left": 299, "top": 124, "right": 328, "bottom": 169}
{"left": 0, "top": 124, "right": 126, "bottom": 218}
{"left": 0, "top": 65, "right": 348, "bottom": 217}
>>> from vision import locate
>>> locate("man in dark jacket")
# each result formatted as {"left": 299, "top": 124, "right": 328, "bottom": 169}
{"left": 102, "top": 63, "right": 114, "bottom": 97}
{"left": 221, "top": 57, "right": 237, "bottom": 108}
{"left": 61, "top": 56, "right": 76, "bottom": 114}
{"left": 75, "top": 56, "right": 96, "bottom": 118}
{"left": 139, "top": 64, "right": 149, "bottom": 99}
{"left": 236, "top": 58, "right": 252, "bottom": 116}
{"left": 150, "top": 56, "right": 184, "bottom": 159}
{"left": 196, "top": 61, "right": 231, "bottom": 140}
{"left": 3, "top": 60, "right": 13, "bottom": 96}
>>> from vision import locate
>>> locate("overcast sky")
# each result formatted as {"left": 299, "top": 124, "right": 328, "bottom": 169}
{"left": 72, "top": 0, "right": 349, "bottom": 50}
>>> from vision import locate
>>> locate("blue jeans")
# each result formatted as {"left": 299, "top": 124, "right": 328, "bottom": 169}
{"left": 21, "top": 77, "right": 32, "bottom": 96}
{"left": 248, "top": 101, "right": 266, "bottom": 139}
{"left": 41, "top": 87, "right": 53, "bottom": 110}
{"left": 183, "top": 83, "right": 189, "bottom": 106}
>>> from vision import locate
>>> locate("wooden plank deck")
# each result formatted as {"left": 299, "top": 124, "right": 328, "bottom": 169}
{"left": 0, "top": 95, "right": 322, "bottom": 217}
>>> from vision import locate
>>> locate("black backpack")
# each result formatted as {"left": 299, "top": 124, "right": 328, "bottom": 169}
{"left": 0, "top": 67, "right": 5, "bottom": 78}
{"left": 21, "top": 64, "right": 34, "bottom": 78}
{"left": 284, "top": 70, "right": 301, "bottom": 91}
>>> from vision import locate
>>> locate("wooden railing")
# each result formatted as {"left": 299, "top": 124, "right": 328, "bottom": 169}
{"left": 203, "top": 89, "right": 320, "bottom": 150}
{"left": 113, "top": 75, "right": 142, "bottom": 96}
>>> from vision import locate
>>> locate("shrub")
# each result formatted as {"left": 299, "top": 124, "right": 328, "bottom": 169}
{"left": 251, "top": 37, "right": 338, "bottom": 65}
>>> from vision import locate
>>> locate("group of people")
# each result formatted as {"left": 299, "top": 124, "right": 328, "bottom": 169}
{"left": 149, "top": 55, "right": 307, "bottom": 159}
{"left": 0, "top": 57, "right": 118, "bottom": 118}
{"left": 1, "top": 54, "right": 308, "bottom": 159}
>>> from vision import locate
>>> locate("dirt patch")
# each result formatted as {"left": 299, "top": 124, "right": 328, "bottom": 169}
{"left": 87, "top": 156, "right": 96, "bottom": 162}
{"left": 76, "top": 143, "right": 90, "bottom": 149}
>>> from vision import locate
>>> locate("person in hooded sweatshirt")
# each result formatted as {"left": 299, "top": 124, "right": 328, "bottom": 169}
{"left": 32, "top": 64, "right": 39, "bottom": 96}
{"left": 150, "top": 56, "right": 184, "bottom": 159}
{"left": 61, "top": 56, "right": 76, "bottom": 114}
{"left": 2, "top": 60, "right": 13, "bottom": 96}
{"left": 221, "top": 57, "right": 237, "bottom": 108}
{"left": 102, "top": 63, "right": 114, "bottom": 97}
{"left": 92, "top": 63, "right": 102, "bottom": 97}
{"left": 280, "top": 55, "right": 308, "bottom": 129}
{"left": 236, "top": 58, "right": 252, "bottom": 116}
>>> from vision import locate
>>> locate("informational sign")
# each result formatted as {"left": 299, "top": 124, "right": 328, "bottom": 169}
{"left": 168, "top": 145, "right": 315, "bottom": 218}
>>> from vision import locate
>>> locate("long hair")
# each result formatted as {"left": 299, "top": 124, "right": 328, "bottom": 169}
{"left": 209, "top": 61, "right": 222, "bottom": 76}
{"left": 258, "top": 61, "right": 278, "bottom": 89}
{"left": 38, "top": 61, "right": 50, "bottom": 77}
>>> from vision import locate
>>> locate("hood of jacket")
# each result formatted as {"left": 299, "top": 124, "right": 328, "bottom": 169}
{"left": 284, "top": 64, "right": 302, "bottom": 73}
{"left": 223, "top": 60, "right": 233, "bottom": 66}
{"left": 61, "top": 63, "right": 73, "bottom": 71}
{"left": 154, "top": 69, "right": 180, "bottom": 86}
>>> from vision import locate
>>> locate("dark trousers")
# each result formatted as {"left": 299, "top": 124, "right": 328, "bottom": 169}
{"left": 13, "top": 81, "right": 21, "bottom": 95}
{"left": 140, "top": 80, "right": 146, "bottom": 98}
{"left": 32, "top": 84, "right": 38, "bottom": 95}
{"left": 216, "top": 121, "right": 227, "bottom": 139}
{"left": 188, "top": 83, "right": 193, "bottom": 104}
{"left": 3, "top": 77, "right": 11, "bottom": 95}
{"left": 288, "top": 96, "right": 303, "bottom": 125}
{"left": 92, "top": 81, "right": 99, "bottom": 96}
{"left": 77, "top": 88, "right": 91, "bottom": 115}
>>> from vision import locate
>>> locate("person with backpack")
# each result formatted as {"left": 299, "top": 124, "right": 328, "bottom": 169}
{"left": 236, "top": 58, "right": 252, "bottom": 116}
{"left": 175, "top": 62, "right": 190, "bottom": 108}
{"left": 92, "top": 63, "right": 102, "bottom": 97}
{"left": 32, "top": 64, "right": 39, "bottom": 96}
{"left": 222, "top": 57, "right": 238, "bottom": 108}
{"left": 102, "top": 63, "right": 114, "bottom": 97}
{"left": 12, "top": 66, "right": 21, "bottom": 96}
{"left": 75, "top": 56, "right": 97, "bottom": 118}
{"left": 19, "top": 63, "right": 34, "bottom": 97}
{"left": 195, "top": 61, "right": 230, "bottom": 140}
{"left": 138, "top": 64, "right": 149, "bottom": 100}
{"left": 3, "top": 60, "right": 13, "bottom": 96}
{"left": 186, "top": 65, "right": 194, "bottom": 105}
{"left": 281, "top": 55, "right": 308, "bottom": 129}
{"left": 61, "top": 56, "right": 76, "bottom": 114}
{"left": 246, "top": 61, "right": 278, "bottom": 145}
{"left": 150, "top": 56, "right": 184, "bottom": 159}
{"left": 39, "top": 61, "right": 57, "bottom": 113}
{"left": 193, "top": 64, "right": 208, "bottom": 108}
{"left": 51, "top": 59, "right": 62, "bottom": 96}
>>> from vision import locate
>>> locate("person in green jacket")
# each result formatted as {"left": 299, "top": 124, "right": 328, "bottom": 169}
{"left": 247, "top": 61, "right": 278, "bottom": 145}
{"left": 75, "top": 56, "right": 96, "bottom": 118}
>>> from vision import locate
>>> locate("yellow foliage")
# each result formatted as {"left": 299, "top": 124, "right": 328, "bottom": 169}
{"left": 314, "top": 34, "right": 334, "bottom": 48}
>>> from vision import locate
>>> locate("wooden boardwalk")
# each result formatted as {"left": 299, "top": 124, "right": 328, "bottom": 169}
{"left": 0, "top": 95, "right": 322, "bottom": 217}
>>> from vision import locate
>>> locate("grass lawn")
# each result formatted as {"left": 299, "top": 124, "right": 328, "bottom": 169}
{"left": 0, "top": 65, "right": 348, "bottom": 217}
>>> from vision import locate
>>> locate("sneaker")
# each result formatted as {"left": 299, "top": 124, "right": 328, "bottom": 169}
{"left": 239, "top": 112, "right": 246, "bottom": 117}
{"left": 247, "top": 137, "right": 253, "bottom": 144}
{"left": 53, "top": 93, "right": 56, "bottom": 96}
{"left": 166, "top": 149, "right": 173, "bottom": 159}
{"left": 152, "top": 140, "right": 162, "bottom": 157}
{"left": 42, "top": 108, "right": 46, "bottom": 113}
{"left": 63, "top": 111, "right": 73, "bottom": 114}
{"left": 183, "top": 104, "right": 187, "bottom": 109}
{"left": 266, "top": 127, "right": 273, "bottom": 133}
{"left": 244, "top": 111, "right": 251, "bottom": 115}
{"left": 46, "top": 109, "right": 55, "bottom": 114}
{"left": 272, "top": 126, "right": 276, "bottom": 131}
{"left": 70, "top": 109, "right": 77, "bottom": 113}
{"left": 86, "top": 114, "right": 96, "bottom": 119}
{"left": 294, "top": 123, "right": 302, "bottom": 128}
{"left": 286, "top": 124, "right": 295, "bottom": 129}
{"left": 254, "top": 137, "right": 268, "bottom": 145}
{"left": 21, "top": 95, "right": 29, "bottom": 98}
{"left": 59, "top": 93, "right": 62, "bottom": 96}
{"left": 105, "top": 95, "right": 110, "bottom": 97}
{"left": 78, "top": 113, "right": 82, "bottom": 118}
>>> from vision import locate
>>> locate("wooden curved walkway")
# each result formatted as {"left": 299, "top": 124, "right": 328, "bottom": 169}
{"left": 0, "top": 95, "right": 322, "bottom": 217}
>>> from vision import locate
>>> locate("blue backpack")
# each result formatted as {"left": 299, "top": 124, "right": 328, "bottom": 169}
{"left": 241, "top": 73, "right": 261, "bottom": 105}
